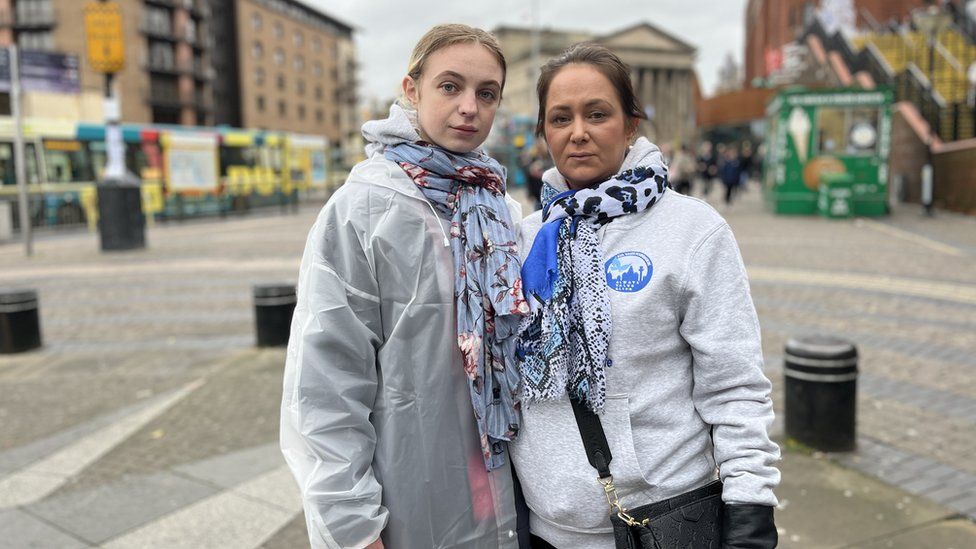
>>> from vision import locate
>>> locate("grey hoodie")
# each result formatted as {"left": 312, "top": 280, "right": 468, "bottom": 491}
{"left": 509, "top": 142, "right": 780, "bottom": 548}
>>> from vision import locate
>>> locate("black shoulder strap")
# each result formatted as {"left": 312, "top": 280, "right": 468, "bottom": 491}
{"left": 569, "top": 397, "right": 613, "bottom": 480}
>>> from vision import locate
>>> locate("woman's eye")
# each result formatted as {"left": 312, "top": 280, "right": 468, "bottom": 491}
{"left": 550, "top": 115, "right": 569, "bottom": 125}
{"left": 441, "top": 83, "right": 458, "bottom": 93}
{"left": 590, "top": 111, "right": 607, "bottom": 120}
{"left": 478, "top": 90, "right": 497, "bottom": 101}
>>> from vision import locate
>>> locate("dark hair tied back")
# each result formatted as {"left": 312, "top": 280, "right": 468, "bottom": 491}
{"left": 535, "top": 42, "right": 647, "bottom": 137}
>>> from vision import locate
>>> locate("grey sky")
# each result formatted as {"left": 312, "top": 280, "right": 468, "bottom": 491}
{"left": 304, "top": 0, "right": 747, "bottom": 103}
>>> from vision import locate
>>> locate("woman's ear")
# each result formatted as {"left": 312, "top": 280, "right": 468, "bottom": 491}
{"left": 627, "top": 118, "right": 640, "bottom": 142}
{"left": 402, "top": 75, "right": 419, "bottom": 106}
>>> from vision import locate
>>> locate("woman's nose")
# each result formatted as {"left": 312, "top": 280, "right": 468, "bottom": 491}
{"left": 458, "top": 92, "right": 478, "bottom": 117}
{"left": 570, "top": 119, "right": 588, "bottom": 144}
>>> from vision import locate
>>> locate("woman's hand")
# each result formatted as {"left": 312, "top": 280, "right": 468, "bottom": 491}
{"left": 365, "top": 539, "right": 385, "bottom": 549}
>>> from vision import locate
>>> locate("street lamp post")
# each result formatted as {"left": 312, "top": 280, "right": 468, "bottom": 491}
{"left": 910, "top": 5, "right": 952, "bottom": 216}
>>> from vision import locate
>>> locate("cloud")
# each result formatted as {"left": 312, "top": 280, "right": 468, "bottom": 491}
{"left": 303, "top": 0, "right": 746, "bottom": 102}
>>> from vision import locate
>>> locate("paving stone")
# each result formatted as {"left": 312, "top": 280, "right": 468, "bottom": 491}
{"left": 900, "top": 475, "right": 948, "bottom": 496}
{"left": 26, "top": 471, "right": 217, "bottom": 545}
{"left": 0, "top": 508, "right": 90, "bottom": 548}
{"left": 174, "top": 442, "right": 283, "bottom": 489}
{"left": 944, "top": 493, "right": 976, "bottom": 517}
{"left": 925, "top": 478, "right": 976, "bottom": 504}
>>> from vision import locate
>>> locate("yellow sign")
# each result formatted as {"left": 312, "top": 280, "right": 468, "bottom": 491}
{"left": 84, "top": 2, "right": 125, "bottom": 73}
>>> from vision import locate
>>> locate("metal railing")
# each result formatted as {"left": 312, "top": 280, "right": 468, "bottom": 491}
{"left": 945, "top": 1, "right": 976, "bottom": 44}
{"left": 862, "top": 42, "right": 896, "bottom": 87}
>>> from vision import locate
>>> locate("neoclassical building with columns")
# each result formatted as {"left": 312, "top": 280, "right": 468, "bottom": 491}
{"left": 494, "top": 22, "right": 698, "bottom": 145}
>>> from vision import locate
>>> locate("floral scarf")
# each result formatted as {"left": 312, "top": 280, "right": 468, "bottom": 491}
{"left": 382, "top": 118, "right": 528, "bottom": 471}
{"left": 517, "top": 137, "right": 669, "bottom": 412}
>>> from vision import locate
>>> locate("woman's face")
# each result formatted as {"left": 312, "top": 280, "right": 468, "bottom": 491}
{"left": 543, "top": 64, "right": 635, "bottom": 189}
{"left": 402, "top": 42, "right": 503, "bottom": 154}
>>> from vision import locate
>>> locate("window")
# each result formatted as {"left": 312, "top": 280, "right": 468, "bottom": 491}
{"left": 816, "top": 107, "right": 880, "bottom": 156}
{"left": 278, "top": 100, "right": 287, "bottom": 117}
{"left": 274, "top": 48, "right": 284, "bottom": 66}
{"left": 298, "top": 105, "right": 306, "bottom": 119}
{"left": 17, "top": 0, "right": 53, "bottom": 25}
{"left": 293, "top": 55, "right": 304, "bottom": 72}
{"left": 273, "top": 21, "right": 284, "bottom": 39}
{"left": 297, "top": 79, "right": 305, "bottom": 95}
{"left": 314, "top": 85, "right": 322, "bottom": 100}
{"left": 256, "top": 95, "right": 265, "bottom": 112}
{"left": 184, "top": 19, "right": 197, "bottom": 43}
{"left": 312, "top": 37, "right": 322, "bottom": 52}
{"left": 277, "top": 73, "right": 285, "bottom": 91}
{"left": 255, "top": 67, "right": 265, "bottom": 85}
{"left": 149, "top": 42, "right": 175, "bottom": 69}
{"left": 251, "top": 12, "right": 262, "bottom": 30}
{"left": 313, "top": 61, "right": 323, "bottom": 77}
{"left": 315, "top": 109, "right": 324, "bottom": 123}
{"left": 252, "top": 41, "right": 263, "bottom": 60}
{"left": 43, "top": 140, "right": 94, "bottom": 183}
{"left": 18, "top": 31, "right": 53, "bottom": 51}
{"left": 144, "top": 6, "right": 172, "bottom": 35}
{"left": 293, "top": 30, "right": 304, "bottom": 47}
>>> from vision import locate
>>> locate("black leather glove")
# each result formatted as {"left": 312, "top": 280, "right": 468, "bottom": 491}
{"left": 722, "top": 504, "right": 777, "bottom": 548}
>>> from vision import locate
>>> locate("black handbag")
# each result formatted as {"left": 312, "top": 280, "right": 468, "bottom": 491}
{"left": 569, "top": 397, "right": 724, "bottom": 549}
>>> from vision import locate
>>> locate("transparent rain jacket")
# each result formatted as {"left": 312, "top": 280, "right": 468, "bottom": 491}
{"left": 281, "top": 154, "right": 522, "bottom": 549}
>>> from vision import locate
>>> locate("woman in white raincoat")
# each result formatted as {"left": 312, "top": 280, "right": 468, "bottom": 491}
{"left": 281, "top": 24, "right": 529, "bottom": 549}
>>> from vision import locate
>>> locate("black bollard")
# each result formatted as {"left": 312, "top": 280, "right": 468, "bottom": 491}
{"left": 253, "top": 284, "right": 296, "bottom": 347}
{"left": 0, "top": 288, "right": 42, "bottom": 353}
{"left": 784, "top": 336, "right": 858, "bottom": 451}
{"left": 97, "top": 184, "right": 146, "bottom": 251}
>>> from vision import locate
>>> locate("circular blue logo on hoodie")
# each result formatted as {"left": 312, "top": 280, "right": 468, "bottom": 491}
{"left": 604, "top": 252, "right": 652, "bottom": 293}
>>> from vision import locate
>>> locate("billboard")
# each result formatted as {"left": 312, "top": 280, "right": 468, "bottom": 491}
{"left": 0, "top": 49, "right": 81, "bottom": 94}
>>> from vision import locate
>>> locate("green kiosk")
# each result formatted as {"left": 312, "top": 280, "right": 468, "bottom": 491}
{"left": 763, "top": 87, "right": 893, "bottom": 217}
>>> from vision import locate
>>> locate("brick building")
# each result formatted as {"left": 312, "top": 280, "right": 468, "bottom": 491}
{"left": 211, "top": 0, "right": 357, "bottom": 145}
{"left": 0, "top": 0, "right": 358, "bottom": 149}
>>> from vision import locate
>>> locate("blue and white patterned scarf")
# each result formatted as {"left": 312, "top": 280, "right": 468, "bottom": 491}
{"left": 517, "top": 137, "right": 669, "bottom": 412}
{"left": 374, "top": 106, "right": 528, "bottom": 471}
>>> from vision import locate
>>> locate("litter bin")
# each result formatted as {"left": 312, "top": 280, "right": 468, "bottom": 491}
{"left": 784, "top": 335, "right": 858, "bottom": 451}
{"left": 254, "top": 284, "right": 296, "bottom": 347}
{"left": 97, "top": 180, "right": 146, "bottom": 251}
{"left": 0, "top": 288, "right": 42, "bottom": 353}
{"left": 817, "top": 172, "right": 854, "bottom": 219}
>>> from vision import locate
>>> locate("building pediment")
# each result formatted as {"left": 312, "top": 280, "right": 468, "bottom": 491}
{"left": 598, "top": 22, "right": 696, "bottom": 54}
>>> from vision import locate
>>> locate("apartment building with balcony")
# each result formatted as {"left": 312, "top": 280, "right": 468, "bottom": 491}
{"left": 0, "top": 0, "right": 213, "bottom": 125}
{"left": 209, "top": 0, "right": 356, "bottom": 146}
{"left": 0, "top": 0, "right": 358, "bottom": 154}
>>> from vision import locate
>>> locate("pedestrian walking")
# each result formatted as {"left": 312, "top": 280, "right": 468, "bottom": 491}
{"left": 697, "top": 141, "right": 718, "bottom": 197}
{"left": 739, "top": 141, "right": 755, "bottom": 190}
{"left": 670, "top": 143, "right": 697, "bottom": 195}
{"left": 280, "top": 24, "right": 528, "bottom": 549}
{"left": 520, "top": 139, "right": 552, "bottom": 210}
{"left": 511, "top": 43, "right": 780, "bottom": 548}
{"left": 720, "top": 146, "right": 742, "bottom": 206}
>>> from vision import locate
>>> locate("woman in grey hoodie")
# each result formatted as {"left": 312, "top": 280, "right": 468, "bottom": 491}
{"left": 511, "top": 43, "right": 780, "bottom": 548}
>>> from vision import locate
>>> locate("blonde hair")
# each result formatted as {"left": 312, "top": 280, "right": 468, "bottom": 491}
{"left": 404, "top": 24, "right": 507, "bottom": 101}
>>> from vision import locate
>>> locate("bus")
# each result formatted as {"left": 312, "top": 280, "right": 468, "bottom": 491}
{"left": 0, "top": 118, "right": 331, "bottom": 231}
